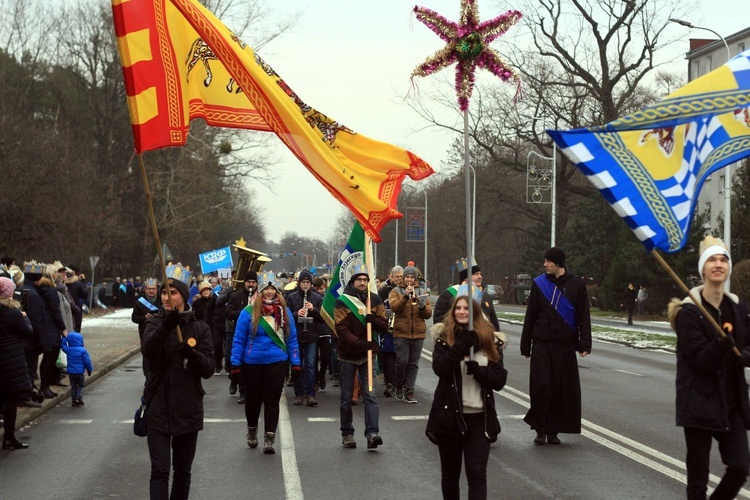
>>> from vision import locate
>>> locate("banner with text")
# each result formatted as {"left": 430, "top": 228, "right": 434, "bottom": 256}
{"left": 199, "top": 246, "right": 233, "bottom": 274}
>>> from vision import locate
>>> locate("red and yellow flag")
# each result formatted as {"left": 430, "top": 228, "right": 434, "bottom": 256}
{"left": 111, "top": 0, "right": 434, "bottom": 241}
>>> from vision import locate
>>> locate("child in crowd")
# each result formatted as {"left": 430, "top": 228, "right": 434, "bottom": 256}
{"left": 61, "top": 332, "right": 93, "bottom": 406}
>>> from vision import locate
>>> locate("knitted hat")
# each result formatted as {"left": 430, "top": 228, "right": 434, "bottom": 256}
{"left": 244, "top": 270, "right": 258, "bottom": 282}
{"left": 544, "top": 247, "right": 566, "bottom": 267}
{"left": 0, "top": 277, "right": 15, "bottom": 298}
{"left": 298, "top": 269, "right": 314, "bottom": 284}
{"left": 698, "top": 236, "right": 731, "bottom": 278}
{"left": 161, "top": 278, "right": 189, "bottom": 303}
{"left": 403, "top": 265, "right": 419, "bottom": 279}
{"left": 459, "top": 264, "right": 481, "bottom": 282}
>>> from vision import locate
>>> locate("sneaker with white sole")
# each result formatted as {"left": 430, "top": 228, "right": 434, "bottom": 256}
{"left": 405, "top": 391, "right": 417, "bottom": 404}
{"left": 395, "top": 385, "right": 404, "bottom": 400}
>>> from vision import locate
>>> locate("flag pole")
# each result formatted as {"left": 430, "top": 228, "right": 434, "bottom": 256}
{"left": 464, "top": 109, "right": 474, "bottom": 358}
{"left": 137, "top": 153, "right": 183, "bottom": 344}
{"left": 365, "top": 234, "right": 374, "bottom": 392}
{"left": 650, "top": 249, "right": 739, "bottom": 357}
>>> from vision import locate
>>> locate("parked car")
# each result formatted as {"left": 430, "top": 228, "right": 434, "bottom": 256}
{"left": 485, "top": 284, "right": 502, "bottom": 303}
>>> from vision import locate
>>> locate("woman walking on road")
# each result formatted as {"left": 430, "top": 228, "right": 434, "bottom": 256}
{"left": 142, "top": 269, "right": 215, "bottom": 500}
{"left": 426, "top": 295, "right": 507, "bottom": 500}
{"left": 670, "top": 236, "right": 750, "bottom": 499}
{"left": 231, "top": 271, "right": 300, "bottom": 454}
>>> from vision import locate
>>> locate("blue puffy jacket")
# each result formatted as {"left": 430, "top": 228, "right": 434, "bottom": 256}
{"left": 231, "top": 307, "right": 300, "bottom": 367}
{"left": 61, "top": 332, "right": 93, "bottom": 375}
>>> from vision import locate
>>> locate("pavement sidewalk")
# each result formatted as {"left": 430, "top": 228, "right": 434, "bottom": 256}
{"left": 14, "top": 308, "right": 142, "bottom": 431}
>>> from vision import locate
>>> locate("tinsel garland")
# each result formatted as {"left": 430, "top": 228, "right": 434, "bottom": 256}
{"left": 411, "top": 0, "right": 522, "bottom": 111}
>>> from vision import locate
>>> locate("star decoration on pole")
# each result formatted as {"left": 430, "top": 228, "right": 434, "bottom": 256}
{"left": 411, "top": 0, "right": 522, "bottom": 111}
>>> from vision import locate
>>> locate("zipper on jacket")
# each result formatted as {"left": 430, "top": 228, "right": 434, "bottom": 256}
{"left": 452, "top": 371, "right": 467, "bottom": 436}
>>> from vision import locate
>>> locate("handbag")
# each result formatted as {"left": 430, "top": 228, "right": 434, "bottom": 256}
{"left": 133, "top": 394, "right": 149, "bottom": 437}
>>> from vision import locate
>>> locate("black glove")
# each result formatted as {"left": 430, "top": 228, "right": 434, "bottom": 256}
{"left": 365, "top": 313, "right": 375, "bottom": 324}
{"left": 718, "top": 333, "right": 736, "bottom": 350}
{"left": 86, "top": 369, "right": 92, "bottom": 377}
{"left": 290, "top": 365, "right": 301, "bottom": 382}
{"left": 178, "top": 342, "right": 197, "bottom": 360}
{"left": 739, "top": 350, "right": 750, "bottom": 367}
{"left": 360, "top": 340, "right": 380, "bottom": 354}
{"left": 455, "top": 329, "right": 478, "bottom": 356}
{"left": 161, "top": 310, "right": 180, "bottom": 331}
{"left": 464, "top": 360, "right": 487, "bottom": 379}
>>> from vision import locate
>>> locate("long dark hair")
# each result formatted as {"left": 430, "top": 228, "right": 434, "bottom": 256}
{"left": 441, "top": 295, "right": 499, "bottom": 363}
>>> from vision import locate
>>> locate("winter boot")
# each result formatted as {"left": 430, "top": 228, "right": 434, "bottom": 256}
{"left": 246, "top": 426, "right": 258, "bottom": 448}
{"left": 263, "top": 432, "right": 276, "bottom": 454}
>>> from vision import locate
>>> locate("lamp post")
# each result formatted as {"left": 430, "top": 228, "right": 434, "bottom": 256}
{"left": 404, "top": 184, "right": 428, "bottom": 289}
{"left": 670, "top": 18, "right": 732, "bottom": 289}
{"left": 395, "top": 204, "right": 399, "bottom": 267}
{"left": 525, "top": 115, "right": 557, "bottom": 247}
{"left": 469, "top": 165, "right": 477, "bottom": 260}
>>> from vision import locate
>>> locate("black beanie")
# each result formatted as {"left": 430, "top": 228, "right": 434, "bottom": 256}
{"left": 544, "top": 247, "right": 566, "bottom": 267}
{"left": 298, "top": 269, "right": 314, "bottom": 284}
{"left": 161, "top": 278, "right": 189, "bottom": 303}
{"left": 459, "top": 265, "right": 481, "bottom": 282}
{"left": 244, "top": 270, "right": 258, "bottom": 282}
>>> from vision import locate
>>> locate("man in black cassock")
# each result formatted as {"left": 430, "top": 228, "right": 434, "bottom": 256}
{"left": 520, "top": 247, "right": 592, "bottom": 445}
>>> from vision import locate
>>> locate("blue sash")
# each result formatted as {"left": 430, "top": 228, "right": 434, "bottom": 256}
{"left": 138, "top": 296, "right": 159, "bottom": 313}
{"left": 534, "top": 274, "right": 577, "bottom": 333}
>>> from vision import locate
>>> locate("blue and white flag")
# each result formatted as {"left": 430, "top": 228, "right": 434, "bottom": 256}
{"left": 198, "top": 246, "right": 233, "bottom": 274}
{"left": 549, "top": 49, "right": 750, "bottom": 253}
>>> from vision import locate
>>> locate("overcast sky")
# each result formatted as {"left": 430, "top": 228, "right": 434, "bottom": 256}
{"left": 239, "top": 0, "right": 747, "bottom": 243}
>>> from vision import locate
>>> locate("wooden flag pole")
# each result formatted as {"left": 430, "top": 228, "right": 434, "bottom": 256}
{"left": 650, "top": 249, "right": 740, "bottom": 357}
{"left": 137, "top": 154, "right": 183, "bottom": 344}
{"left": 365, "top": 235, "right": 374, "bottom": 392}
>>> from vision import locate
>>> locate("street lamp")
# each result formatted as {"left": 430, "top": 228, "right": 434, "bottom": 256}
{"left": 403, "top": 184, "right": 428, "bottom": 289}
{"left": 524, "top": 115, "right": 557, "bottom": 247}
{"left": 670, "top": 18, "right": 732, "bottom": 289}
{"left": 469, "top": 164, "right": 477, "bottom": 259}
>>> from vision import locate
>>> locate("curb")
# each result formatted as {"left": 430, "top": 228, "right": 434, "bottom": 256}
{"left": 14, "top": 344, "right": 142, "bottom": 432}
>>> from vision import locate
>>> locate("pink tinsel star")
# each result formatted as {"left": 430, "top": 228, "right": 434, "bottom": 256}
{"left": 412, "top": 0, "right": 522, "bottom": 111}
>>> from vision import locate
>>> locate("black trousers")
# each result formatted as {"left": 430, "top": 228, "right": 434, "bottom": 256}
{"left": 684, "top": 410, "right": 750, "bottom": 500}
{"left": 380, "top": 351, "right": 396, "bottom": 386}
{"left": 0, "top": 392, "right": 19, "bottom": 437}
{"left": 40, "top": 347, "right": 60, "bottom": 389}
{"left": 241, "top": 361, "right": 288, "bottom": 433}
{"left": 147, "top": 429, "right": 199, "bottom": 500}
{"left": 436, "top": 413, "right": 491, "bottom": 500}
{"left": 317, "top": 337, "right": 332, "bottom": 382}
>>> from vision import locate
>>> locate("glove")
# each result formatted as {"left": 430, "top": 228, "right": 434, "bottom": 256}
{"left": 161, "top": 310, "right": 180, "bottom": 331}
{"left": 740, "top": 350, "right": 750, "bottom": 367}
{"left": 229, "top": 366, "right": 241, "bottom": 383}
{"left": 361, "top": 340, "right": 380, "bottom": 354}
{"left": 418, "top": 298, "right": 427, "bottom": 309}
{"left": 365, "top": 313, "right": 375, "bottom": 324}
{"left": 178, "top": 342, "right": 197, "bottom": 360}
{"left": 454, "top": 329, "right": 478, "bottom": 356}
{"left": 86, "top": 369, "right": 92, "bottom": 377}
{"left": 464, "top": 360, "right": 480, "bottom": 375}
{"left": 718, "top": 333, "right": 736, "bottom": 350}
{"left": 290, "top": 365, "right": 301, "bottom": 382}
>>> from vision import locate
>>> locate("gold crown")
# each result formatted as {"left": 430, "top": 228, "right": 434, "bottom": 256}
{"left": 258, "top": 271, "right": 277, "bottom": 292}
{"left": 144, "top": 278, "right": 158, "bottom": 287}
{"left": 699, "top": 236, "right": 727, "bottom": 256}
{"left": 23, "top": 260, "right": 46, "bottom": 275}
{"left": 455, "top": 258, "right": 468, "bottom": 272}
{"left": 165, "top": 262, "right": 192, "bottom": 284}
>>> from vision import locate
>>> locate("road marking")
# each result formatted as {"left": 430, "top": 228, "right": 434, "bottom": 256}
{"left": 308, "top": 417, "right": 337, "bottom": 422}
{"left": 391, "top": 415, "right": 429, "bottom": 421}
{"left": 204, "top": 418, "right": 245, "bottom": 423}
{"left": 421, "top": 349, "right": 750, "bottom": 497}
{"left": 58, "top": 419, "right": 93, "bottom": 424}
{"left": 279, "top": 395, "right": 304, "bottom": 500}
{"left": 615, "top": 369, "right": 644, "bottom": 377}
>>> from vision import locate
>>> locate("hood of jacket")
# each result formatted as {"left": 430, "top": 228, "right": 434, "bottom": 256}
{"left": 667, "top": 285, "right": 740, "bottom": 330}
{"left": 66, "top": 331, "right": 85, "bottom": 347}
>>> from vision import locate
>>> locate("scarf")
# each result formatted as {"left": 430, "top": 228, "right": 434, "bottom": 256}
{"left": 262, "top": 297, "right": 284, "bottom": 331}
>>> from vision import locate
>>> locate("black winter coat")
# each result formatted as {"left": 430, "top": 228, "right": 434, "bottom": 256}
{"left": 287, "top": 287, "right": 324, "bottom": 343}
{"left": 204, "top": 287, "right": 229, "bottom": 336}
{"left": 0, "top": 297, "right": 33, "bottom": 393}
{"left": 672, "top": 288, "right": 750, "bottom": 432}
{"left": 142, "top": 306, "right": 215, "bottom": 436}
{"left": 38, "top": 280, "right": 67, "bottom": 351}
{"left": 426, "top": 323, "right": 507, "bottom": 444}
{"left": 19, "top": 283, "right": 45, "bottom": 353}
{"left": 520, "top": 271, "right": 592, "bottom": 355}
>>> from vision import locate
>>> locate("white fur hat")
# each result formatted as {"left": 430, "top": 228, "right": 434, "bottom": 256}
{"left": 698, "top": 236, "right": 731, "bottom": 278}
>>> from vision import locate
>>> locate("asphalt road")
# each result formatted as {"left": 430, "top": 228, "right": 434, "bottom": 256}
{"left": 2, "top": 314, "right": 747, "bottom": 499}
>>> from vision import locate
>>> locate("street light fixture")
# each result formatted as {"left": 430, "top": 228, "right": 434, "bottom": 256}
{"left": 403, "top": 184, "right": 428, "bottom": 289}
{"left": 670, "top": 18, "right": 732, "bottom": 290}
{"left": 524, "top": 115, "right": 557, "bottom": 247}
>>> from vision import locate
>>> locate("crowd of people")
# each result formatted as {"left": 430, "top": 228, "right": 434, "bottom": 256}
{"left": 4, "top": 238, "right": 750, "bottom": 500}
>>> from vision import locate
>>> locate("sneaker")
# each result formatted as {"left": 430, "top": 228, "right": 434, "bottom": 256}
{"left": 306, "top": 396, "right": 318, "bottom": 407}
{"left": 383, "top": 383, "right": 394, "bottom": 398}
{"left": 342, "top": 435, "right": 356, "bottom": 448}
{"left": 366, "top": 434, "right": 383, "bottom": 449}
{"left": 293, "top": 396, "right": 303, "bottom": 406}
{"left": 395, "top": 385, "right": 404, "bottom": 400}
{"left": 71, "top": 399, "right": 80, "bottom": 407}
{"left": 405, "top": 391, "right": 417, "bottom": 404}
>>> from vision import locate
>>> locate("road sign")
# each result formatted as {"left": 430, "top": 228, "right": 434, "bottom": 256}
{"left": 90, "top": 256, "right": 100, "bottom": 269}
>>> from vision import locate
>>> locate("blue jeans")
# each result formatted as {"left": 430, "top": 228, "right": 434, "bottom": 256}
{"left": 69, "top": 373, "right": 85, "bottom": 401}
{"left": 394, "top": 337, "right": 424, "bottom": 391}
{"left": 339, "top": 360, "right": 379, "bottom": 437}
{"left": 294, "top": 342, "right": 318, "bottom": 397}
